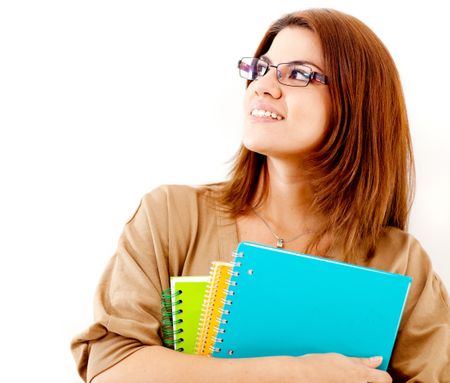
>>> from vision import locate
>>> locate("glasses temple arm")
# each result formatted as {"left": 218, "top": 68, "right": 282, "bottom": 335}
{"left": 312, "top": 72, "right": 328, "bottom": 85}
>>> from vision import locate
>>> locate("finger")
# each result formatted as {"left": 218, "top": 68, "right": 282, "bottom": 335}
{"left": 367, "top": 368, "right": 393, "bottom": 383}
{"left": 349, "top": 356, "right": 383, "bottom": 368}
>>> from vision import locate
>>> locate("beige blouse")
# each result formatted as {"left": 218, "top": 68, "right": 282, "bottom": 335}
{"left": 71, "top": 185, "right": 450, "bottom": 382}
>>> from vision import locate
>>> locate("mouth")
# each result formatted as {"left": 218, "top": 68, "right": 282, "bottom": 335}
{"left": 250, "top": 108, "right": 284, "bottom": 121}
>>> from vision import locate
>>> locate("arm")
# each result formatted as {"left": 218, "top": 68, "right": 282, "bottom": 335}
{"left": 387, "top": 236, "right": 450, "bottom": 382}
{"left": 73, "top": 188, "right": 392, "bottom": 383}
{"left": 92, "top": 346, "right": 391, "bottom": 383}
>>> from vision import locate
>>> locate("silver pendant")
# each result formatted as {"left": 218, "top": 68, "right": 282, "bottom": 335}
{"left": 276, "top": 238, "right": 284, "bottom": 248}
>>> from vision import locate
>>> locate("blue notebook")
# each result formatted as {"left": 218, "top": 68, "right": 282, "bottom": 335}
{"left": 212, "top": 242, "right": 412, "bottom": 371}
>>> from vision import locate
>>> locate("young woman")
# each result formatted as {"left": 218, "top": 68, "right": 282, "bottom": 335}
{"left": 71, "top": 8, "right": 450, "bottom": 383}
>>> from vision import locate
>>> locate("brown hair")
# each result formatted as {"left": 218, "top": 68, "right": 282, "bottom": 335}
{"left": 216, "top": 8, "right": 415, "bottom": 261}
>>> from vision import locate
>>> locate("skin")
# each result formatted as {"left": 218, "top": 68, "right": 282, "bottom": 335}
{"left": 92, "top": 346, "right": 392, "bottom": 383}
{"left": 237, "top": 27, "right": 334, "bottom": 252}
{"left": 243, "top": 27, "right": 332, "bottom": 163}
{"left": 92, "top": 27, "right": 393, "bottom": 383}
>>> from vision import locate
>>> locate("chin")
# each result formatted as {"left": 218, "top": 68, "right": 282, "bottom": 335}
{"left": 242, "top": 137, "right": 269, "bottom": 155}
{"left": 242, "top": 128, "right": 276, "bottom": 153}
{"left": 242, "top": 139, "right": 316, "bottom": 161}
{"left": 242, "top": 141, "right": 282, "bottom": 158}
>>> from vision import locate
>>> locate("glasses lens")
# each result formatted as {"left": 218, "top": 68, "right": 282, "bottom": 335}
{"left": 238, "top": 58, "right": 267, "bottom": 81}
{"left": 278, "top": 63, "right": 312, "bottom": 87}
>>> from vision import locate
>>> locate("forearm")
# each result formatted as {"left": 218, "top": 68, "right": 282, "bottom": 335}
{"left": 92, "top": 345, "right": 303, "bottom": 383}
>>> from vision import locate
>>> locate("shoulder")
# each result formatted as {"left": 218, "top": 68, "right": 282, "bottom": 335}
{"left": 372, "top": 226, "right": 449, "bottom": 307}
{"left": 368, "top": 228, "right": 439, "bottom": 297}
{"left": 126, "top": 184, "right": 220, "bottom": 240}
{"left": 147, "top": 184, "right": 203, "bottom": 197}
{"left": 377, "top": 226, "right": 419, "bottom": 251}
{"left": 374, "top": 227, "right": 449, "bottom": 324}
{"left": 370, "top": 227, "right": 432, "bottom": 275}
{"left": 142, "top": 184, "right": 213, "bottom": 208}
{"left": 127, "top": 184, "right": 214, "bottom": 221}
{"left": 122, "top": 184, "right": 223, "bottom": 270}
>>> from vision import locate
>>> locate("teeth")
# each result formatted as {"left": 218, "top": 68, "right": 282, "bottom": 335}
{"left": 251, "top": 109, "right": 283, "bottom": 120}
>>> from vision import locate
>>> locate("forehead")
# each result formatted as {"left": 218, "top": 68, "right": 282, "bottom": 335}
{"left": 263, "top": 27, "right": 325, "bottom": 70}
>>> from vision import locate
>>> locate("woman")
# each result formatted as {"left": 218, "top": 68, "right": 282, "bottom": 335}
{"left": 71, "top": 8, "right": 450, "bottom": 383}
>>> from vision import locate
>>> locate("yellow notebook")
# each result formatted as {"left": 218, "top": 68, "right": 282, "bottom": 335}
{"left": 195, "top": 262, "right": 233, "bottom": 355}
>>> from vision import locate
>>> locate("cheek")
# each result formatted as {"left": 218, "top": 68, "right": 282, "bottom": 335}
{"left": 292, "top": 91, "right": 331, "bottom": 127}
{"left": 243, "top": 85, "right": 253, "bottom": 110}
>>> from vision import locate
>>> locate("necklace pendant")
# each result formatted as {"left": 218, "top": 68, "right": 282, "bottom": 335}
{"left": 276, "top": 238, "right": 285, "bottom": 248}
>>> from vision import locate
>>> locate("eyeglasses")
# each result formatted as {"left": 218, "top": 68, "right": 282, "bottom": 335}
{"left": 238, "top": 57, "right": 328, "bottom": 87}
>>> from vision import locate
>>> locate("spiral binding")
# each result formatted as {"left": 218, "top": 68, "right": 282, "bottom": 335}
{"left": 210, "top": 250, "right": 244, "bottom": 355}
{"left": 195, "top": 261, "right": 233, "bottom": 356}
{"left": 160, "top": 287, "right": 184, "bottom": 350}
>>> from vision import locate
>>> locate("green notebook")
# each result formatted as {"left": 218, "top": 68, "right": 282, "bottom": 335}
{"left": 169, "top": 276, "right": 209, "bottom": 353}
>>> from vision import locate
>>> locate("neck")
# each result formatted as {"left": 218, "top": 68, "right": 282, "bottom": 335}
{"left": 237, "top": 157, "right": 327, "bottom": 253}
{"left": 255, "top": 157, "right": 315, "bottom": 223}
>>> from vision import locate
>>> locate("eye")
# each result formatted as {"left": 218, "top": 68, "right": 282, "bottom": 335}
{"left": 256, "top": 61, "right": 268, "bottom": 76}
{"left": 239, "top": 59, "right": 260, "bottom": 81}
{"left": 289, "top": 66, "right": 311, "bottom": 81}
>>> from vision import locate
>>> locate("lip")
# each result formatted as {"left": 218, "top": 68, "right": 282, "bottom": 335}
{"left": 248, "top": 102, "right": 285, "bottom": 120}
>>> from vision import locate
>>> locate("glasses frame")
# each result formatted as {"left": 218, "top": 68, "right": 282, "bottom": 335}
{"left": 238, "top": 57, "right": 329, "bottom": 87}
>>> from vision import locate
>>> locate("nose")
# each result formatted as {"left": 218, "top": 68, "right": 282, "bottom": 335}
{"left": 251, "top": 66, "right": 282, "bottom": 99}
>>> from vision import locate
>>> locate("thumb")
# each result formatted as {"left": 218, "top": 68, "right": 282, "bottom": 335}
{"left": 360, "top": 356, "right": 383, "bottom": 368}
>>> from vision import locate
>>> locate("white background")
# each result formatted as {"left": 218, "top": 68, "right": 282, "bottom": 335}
{"left": 0, "top": 0, "right": 449, "bottom": 381}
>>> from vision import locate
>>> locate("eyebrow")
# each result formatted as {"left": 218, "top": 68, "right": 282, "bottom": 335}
{"left": 260, "top": 55, "right": 325, "bottom": 74}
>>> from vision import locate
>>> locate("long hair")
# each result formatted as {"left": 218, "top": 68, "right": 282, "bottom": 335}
{"left": 216, "top": 8, "right": 415, "bottom": 261}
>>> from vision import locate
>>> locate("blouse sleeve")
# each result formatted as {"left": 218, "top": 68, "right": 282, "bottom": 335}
{"left": 388, "top": 237, "right": 450, "bottom": 382}
{"left": 70, "top": 187, "right": 174, "bottom": 382}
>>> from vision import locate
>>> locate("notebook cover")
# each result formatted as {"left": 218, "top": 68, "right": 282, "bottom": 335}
{"left": 195, "top": 262, "right": 233, "bottom": 355}
{"left": 212, "top": 242, "right": 412, "bottom": 371}
{"left": 170, "top": 276, "right": 209, "bottom": 354}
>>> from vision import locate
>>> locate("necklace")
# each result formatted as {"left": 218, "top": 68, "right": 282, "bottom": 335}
{"left": 252, "top": 207, "right": 312, "bottom": 248}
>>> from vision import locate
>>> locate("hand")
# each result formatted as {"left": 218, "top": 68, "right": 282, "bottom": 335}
{"left": 293, "top": 353, "right": 392, "bottom": 383}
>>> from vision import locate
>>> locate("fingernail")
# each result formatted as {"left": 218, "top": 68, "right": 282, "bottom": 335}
{"left": 370, "top": 356, "right": 383, "bottom": 363}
